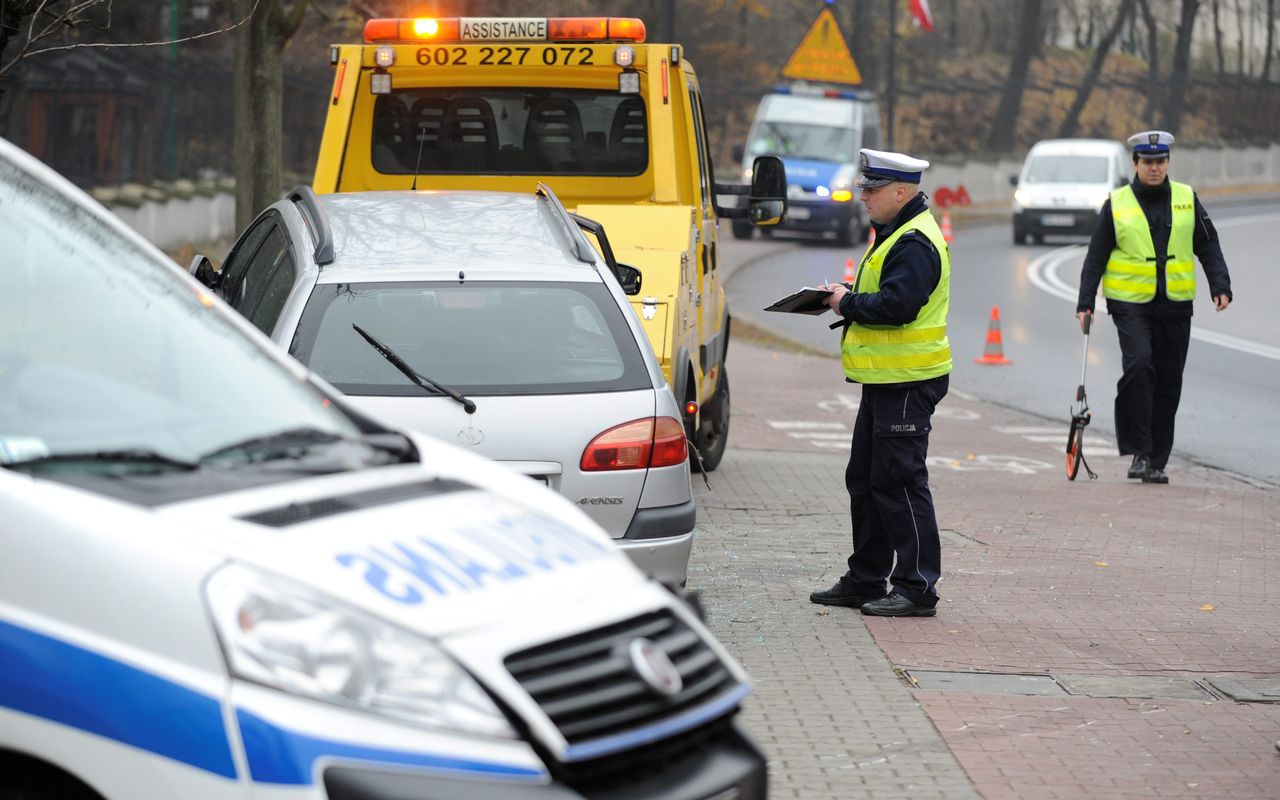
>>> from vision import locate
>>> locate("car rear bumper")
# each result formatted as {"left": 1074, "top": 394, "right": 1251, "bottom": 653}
{"left": 617, "top": 503, "right": 695, "bottom": 585}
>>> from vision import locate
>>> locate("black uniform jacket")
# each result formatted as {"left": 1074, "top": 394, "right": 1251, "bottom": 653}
{"left": 833, "top": 192, "right": 943, "bottom": 386}
{"left": 1077, "top": 176, "right": 1232, "bottom": 318}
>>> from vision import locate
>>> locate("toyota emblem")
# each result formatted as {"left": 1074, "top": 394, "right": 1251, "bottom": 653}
{"left": 628, "top": 638, "right": 682, "bottom": 697}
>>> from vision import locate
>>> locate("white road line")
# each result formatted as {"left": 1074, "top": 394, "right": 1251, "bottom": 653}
{"left": 784, "top": 432, "right": 851, "bottom": 440}
{"left": 767, "top": 421, "right": 847, "bottom": 430}
{"left": 1026, "top": 239, "right": 1280, "bottom": 361}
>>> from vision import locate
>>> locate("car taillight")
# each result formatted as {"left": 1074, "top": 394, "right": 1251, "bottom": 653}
{"left": 580, "top": 417, "right": 687, "bottom": 471}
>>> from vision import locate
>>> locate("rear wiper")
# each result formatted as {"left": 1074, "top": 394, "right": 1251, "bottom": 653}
{"left": 4, "top": 449, "right": 199, "bottom": 472}
{"left": 199, "top": 427, "right": 346, "bottom": 464}
{"left": 351, "top": 324, "right": 476, "bottom": 414}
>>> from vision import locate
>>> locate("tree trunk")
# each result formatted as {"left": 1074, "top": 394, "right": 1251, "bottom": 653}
{"left": 1136, "top": 0, "right": 1160, "bottom": 122}
{"left": 1058, "top": 0, "right": 1134, "bottom": 138}
{"left": 233, "top": 0, "right": 310, "bottom": 230}
{"left": 1211, "top": 0, "right": 1226, "bottom": 75}
{"left": 986, "top": 0, "right": 1043, "bottom": 152}
{"left": 1163, "top": 0, "right": 1200, "bottom": 133}
{"left": 233, "top": 0, "right": 256, "bottom": 230}
{"left": 1235, "top": 0, "right": 1246, "bottom": 75}
{"left": 1263, "top": 0, "right": 1276, "bottom": 82}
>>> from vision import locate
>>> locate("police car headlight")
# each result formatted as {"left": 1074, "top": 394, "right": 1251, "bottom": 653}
{"left": 206, "top": 564, "right": 515, "bottom": 739}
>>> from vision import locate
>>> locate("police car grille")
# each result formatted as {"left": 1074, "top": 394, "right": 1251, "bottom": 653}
{"left": 504, "top": 609, "right": 736, "bottom": 744}
{"left": 240, "top": 479, "right": 472, "bottom": 527}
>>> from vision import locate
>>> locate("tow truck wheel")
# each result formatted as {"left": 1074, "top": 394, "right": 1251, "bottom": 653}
{"left": 731, "top": 219, "right": 753, "bottom": 240}
{"left": 693, "top": 367, "right": 730, "bottom": 472}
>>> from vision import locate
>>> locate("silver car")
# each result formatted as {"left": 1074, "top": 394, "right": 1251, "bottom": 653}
{"left": 195, "top": 186, "right": 695, "bottom": 584}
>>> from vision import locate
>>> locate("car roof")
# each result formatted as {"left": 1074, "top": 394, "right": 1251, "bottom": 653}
{"left": 1026, "top": 139, "right": 1126, "bottom": 156}
{"left": 312, "top": 190, "right": 598, "bottom": 274}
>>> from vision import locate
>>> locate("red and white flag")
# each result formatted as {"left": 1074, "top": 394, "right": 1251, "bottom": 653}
{"left": 909, "top": 0, "right": 935, "bottom": 31}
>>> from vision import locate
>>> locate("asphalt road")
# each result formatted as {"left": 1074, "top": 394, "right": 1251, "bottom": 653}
{"left": 720, "top": 196, "right": 1280, "bottom": 487}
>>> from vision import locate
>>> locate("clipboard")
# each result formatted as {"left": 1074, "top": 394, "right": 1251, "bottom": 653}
{"left": 764, "top": 287, "right": 833, "bottom": 315}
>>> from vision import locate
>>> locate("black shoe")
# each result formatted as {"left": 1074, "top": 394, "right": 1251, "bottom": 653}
{"left": 860, "top": 593, "right": 937, "bottom": 617}
{"left": 1142, "top": 467, "right": 1169, "bottom": 484}
{"left": 1127, "top": 454, "right": 1151, "bottom": 479}
{"left": 809, "top": 580, "right": 885, "bottom": 608}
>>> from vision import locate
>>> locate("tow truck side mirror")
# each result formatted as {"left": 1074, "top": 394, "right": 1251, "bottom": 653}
{"left": 1008, "top": 174, "right": 1019, "bottom": 187}
{"left": 748, "top": 155, "right": 786, "bottom": 227}
{"left": 615, "top": 263, "right": 643, "bottom": 295}
{"left": 732, "top": 143, "right": 744, "bottom": 162}
{"left": 189, "top": 254, "right": 222, "bottom": 290}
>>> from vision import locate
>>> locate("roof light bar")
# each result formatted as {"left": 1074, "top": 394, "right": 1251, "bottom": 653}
{"left": 362, "top": 16, "right": 646, "bottom": 44}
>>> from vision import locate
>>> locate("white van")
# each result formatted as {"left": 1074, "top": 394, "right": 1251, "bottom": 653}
{"left": 0, "top": 137, "right": 766, "bottom": 799}
{"left": 1011, "top": 138, "right": 1130, "bottom": 245}
{"left": 732, "top": 84, "right": 880, "bottom": 246}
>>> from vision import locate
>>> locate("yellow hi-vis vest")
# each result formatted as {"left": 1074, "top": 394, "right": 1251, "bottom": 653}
{"left": 841, "top": 209, "right": 951, "bottom": 384}
{"left": 1104, "top": 181, "right": 1197, "bottom": 302}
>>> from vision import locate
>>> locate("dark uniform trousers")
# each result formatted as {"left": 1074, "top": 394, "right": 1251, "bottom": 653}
{"left": 844, "top": 374, "right": 948, "bottom": 607}
{"left": 1112, "top": 313, "right": 1191, "bottom": 470}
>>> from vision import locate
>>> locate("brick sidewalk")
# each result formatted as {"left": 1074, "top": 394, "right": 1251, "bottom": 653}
{"left": 688, "top": 339, "right": 1280, "bottom": 799}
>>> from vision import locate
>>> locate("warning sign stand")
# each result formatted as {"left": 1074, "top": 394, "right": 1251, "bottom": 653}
{"left": 780, "top": 8, "right": 862, "bottom": 86}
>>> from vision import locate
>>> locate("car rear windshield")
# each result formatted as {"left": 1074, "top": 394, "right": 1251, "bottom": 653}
{"left": 1023, "top": 155, "right": 1110, "bottom": 183}
{"left": 370, "top": 89, "right": 647, "bottom": 176}
{"left": 291, "top": 281, "right": 650, "bottom": 396}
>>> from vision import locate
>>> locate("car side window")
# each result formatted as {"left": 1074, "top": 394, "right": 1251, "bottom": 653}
{"left": 229, "top": 225, "right": 288, "bottom": 314}
{"left": 246, "top": 248, "right": 296, "bottom": 335}
{"left": 218, "top": 212, "right": 278, "bottom": 303}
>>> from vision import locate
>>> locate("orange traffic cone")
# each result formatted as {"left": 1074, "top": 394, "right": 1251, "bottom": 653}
{"left": 842, "top": 257, "right": 856, "bottom": 284}
{"left": 940, "top": 210, "right": 955, "bottom": 245}
{"left": 974, "top": 305, "right": 1013, "bottom": 365}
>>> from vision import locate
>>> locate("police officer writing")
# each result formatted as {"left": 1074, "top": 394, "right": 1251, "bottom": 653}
{"left": 1076, "top": 130, "right": 1232, "bottom": 485}
{"left": 810, "top": 149, "right": 951, "bottom": 618}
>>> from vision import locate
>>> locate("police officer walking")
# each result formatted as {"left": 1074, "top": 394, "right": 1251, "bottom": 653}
{"left": 1076, "top": 131, "right": 1232, "bottom": 484}
{"left": 810, "top": 149, "right": 951, "bottom": 618}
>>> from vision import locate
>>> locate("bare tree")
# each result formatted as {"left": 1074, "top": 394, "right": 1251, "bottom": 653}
{"left": 1136, "top": 0, "right": 1160, "bottom": 122}
{"left": 986, "top": 0, "right": 1043, "bottom": 152}
{"left": 1163, "top": 0, "right": 1200, "bottom": 133}
{"left": 1211, "top": 0, "right": 1226, "bottom": 75}
{"left": 1058, "top": 0, "right": 1135, "bottom": 137}
{"left": 233, "top": 0, "right": 311, "bottom": 229}
{"left": 1263, "top": 0, "right": 1276, "bottom": 81}
{"left": 0, "top": 0, "right": 110, "bottom": 84}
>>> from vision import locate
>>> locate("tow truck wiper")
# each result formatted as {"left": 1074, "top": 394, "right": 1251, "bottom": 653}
{"left": 4, "top": 449, "right": 199, "bottom": 472}
{"left": 351, "top": 324, "right": 477, "bottom": 415}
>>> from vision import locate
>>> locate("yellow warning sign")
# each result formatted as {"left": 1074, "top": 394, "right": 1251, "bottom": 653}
{"left": 780, "top": 8, "right": 862, "bottom": 86}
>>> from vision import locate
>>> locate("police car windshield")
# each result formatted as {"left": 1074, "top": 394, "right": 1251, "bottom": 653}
{"left": 0, "top": 157, "right": 362, "bottom": 469}
{"left": 749, "top": 121, "right": 858, "bottom": 162}
{"left": 290, "top": 281, "right": 649, "bottom": 396}
{"left": 1024, "top": 155, "right": 1110, "bottom": 184}
{"left": 370, "top": 89, "right": 648, "bottom": 177}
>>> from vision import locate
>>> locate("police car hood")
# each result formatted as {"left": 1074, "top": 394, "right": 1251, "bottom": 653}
{"left": 156, "top": 437, "right": 651, "bottom": 640}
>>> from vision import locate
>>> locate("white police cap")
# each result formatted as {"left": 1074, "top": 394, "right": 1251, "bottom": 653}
{"left": 857, "top": 148, "right": 931, "bottom": 188}
{"left": 1127, "top": 130, "right": 1174, "bottom": 158}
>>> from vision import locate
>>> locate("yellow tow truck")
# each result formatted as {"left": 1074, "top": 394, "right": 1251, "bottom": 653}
{"left": 312, "top": 15, "right": 785, "bottom": 470}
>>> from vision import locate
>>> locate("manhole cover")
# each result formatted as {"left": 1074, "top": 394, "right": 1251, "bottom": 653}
{"left": 1057, "top": 675, "right": 1215, "bottom": 701}
{"left": 1205, "top": 678, "right": 1280, "bottom": 703}
{"left": 907, "top": 670, "right": 1065, "bottom": 696}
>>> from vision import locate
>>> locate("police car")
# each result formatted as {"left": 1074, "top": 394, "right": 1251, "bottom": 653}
{"left": 0, "top": 138, "right": 766, "bottom": 798}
